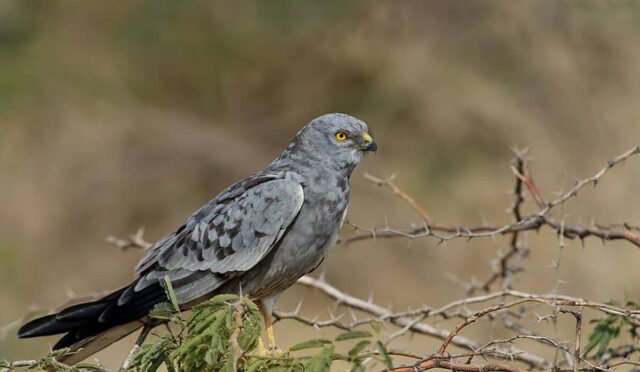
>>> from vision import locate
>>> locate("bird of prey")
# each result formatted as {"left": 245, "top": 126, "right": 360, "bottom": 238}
{"left": 18, "top": 113, "right": 377, "bottom": 365}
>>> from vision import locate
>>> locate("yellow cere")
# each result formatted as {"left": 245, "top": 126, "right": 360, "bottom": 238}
{"left": 363, "top": 133, "right": 373, "bottom": 143}
{"left": 335, "top": 132, "right": 348, "bottom": 141}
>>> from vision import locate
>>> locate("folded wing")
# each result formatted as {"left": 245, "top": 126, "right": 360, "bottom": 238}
{"left": 129, "top": 174, "right": 305, "bottom": 305}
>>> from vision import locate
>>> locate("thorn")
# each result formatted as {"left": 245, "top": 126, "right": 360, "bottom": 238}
{"left": 331, "top": 299, "right": 340, "bottom": 312}
{"left": 348, "top": 307, "right": 358, "bottom": 322}
{"left": 327, "top": 307, "right": 336, "bottom": 321}
{"left": 134, "top": 227, "right": 145, "bottom": 239}
{"left": 294, "top": 299, "right": 303, "bottom": 315}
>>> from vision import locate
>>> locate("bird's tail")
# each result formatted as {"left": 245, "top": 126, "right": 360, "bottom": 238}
{"left": 17, "top": 281, "right": 166, "bottom": 365}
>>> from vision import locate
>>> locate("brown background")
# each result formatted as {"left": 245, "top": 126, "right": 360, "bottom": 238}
{"left": 1, "top": 1, "right": 640, "bottom": 369}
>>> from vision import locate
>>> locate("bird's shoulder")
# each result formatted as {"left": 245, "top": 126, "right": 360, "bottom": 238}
{"left": 193, "top": 170, "right": 305, "bottom": 221}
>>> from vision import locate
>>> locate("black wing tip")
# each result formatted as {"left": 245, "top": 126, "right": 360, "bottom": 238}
{"left": 17, "top": 314, "right": 58, "bottom": 338}
{"left": 16, "top": 327, "right": 34, "bottom": 338}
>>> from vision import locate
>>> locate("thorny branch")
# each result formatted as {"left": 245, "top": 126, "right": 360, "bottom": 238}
{"left": 291, "top": 276, "right": 551, "bottom": 369}
{"left": 476, "top": 149, "right": 531, "bottom": 293}
{"left": 0, "top": 359, "right": 107, "bottom": 372}
{"left": 5, "top": 145, "right": 640, "bottom": 371}
{"left": 289, "top": 275, "right": 640, "bottom": 371}
{"left": 341, "top": 144, "right": 640, "bottom": 249}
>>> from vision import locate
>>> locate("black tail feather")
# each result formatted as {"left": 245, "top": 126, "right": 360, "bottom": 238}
{"left": 56, "top": 301, "right": 112, "bottom": 322}
{"left": 16, "top": 314, "right": 84, "bottom": 338}
{"left": 17, "top": 280, "right": 166, "bottom": 350}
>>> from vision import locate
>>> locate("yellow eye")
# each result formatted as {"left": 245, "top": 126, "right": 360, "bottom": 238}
{"left": 335, "top": 132, "right": 348, "bottom": 141}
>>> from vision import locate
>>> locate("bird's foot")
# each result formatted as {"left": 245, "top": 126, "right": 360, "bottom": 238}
{"left": 255, "top": 338, "right": 284, "bottom": 356}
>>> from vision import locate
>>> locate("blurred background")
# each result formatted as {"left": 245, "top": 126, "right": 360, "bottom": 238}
{"left": 2, "top": 0, "right": 640, "bottom": 369}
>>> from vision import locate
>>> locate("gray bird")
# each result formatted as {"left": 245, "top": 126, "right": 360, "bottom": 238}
{"left": 18, "top": 113, "right": 377, "bottom": 365}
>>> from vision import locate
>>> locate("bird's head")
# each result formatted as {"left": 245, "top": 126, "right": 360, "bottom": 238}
{"left": 289, "top": 113, "right": 376, "bottom": 172}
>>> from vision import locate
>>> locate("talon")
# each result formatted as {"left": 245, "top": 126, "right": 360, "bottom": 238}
{"left": 258, "top": 301, "right": 277, "bottom": 353}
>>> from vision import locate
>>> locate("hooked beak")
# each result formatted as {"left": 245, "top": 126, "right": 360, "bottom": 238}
{"left": 361, "top": 132, "right": 377, "bottom": 152}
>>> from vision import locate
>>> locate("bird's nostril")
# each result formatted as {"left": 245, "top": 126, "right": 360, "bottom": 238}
{"left": 363, "top": 133, "right": 373, "bottom": 144}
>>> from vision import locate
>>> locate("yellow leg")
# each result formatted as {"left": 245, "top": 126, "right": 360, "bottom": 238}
{"left": 258, "top": 302, "right": 276, "bottom": 351}
{"left": 265, "top": 312, "right": 275, "bottom": 349}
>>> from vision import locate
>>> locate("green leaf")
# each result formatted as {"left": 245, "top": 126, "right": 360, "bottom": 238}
{"left": 49, "top": 347, "right": 73, "bottom": 358}
{"left": 149, "top": 302, "right": 179, "bottom": 320}
{"left": 289, "top": 338, "right": 333, "bottom": 351}
{"left": 375, "top": 341, "right": 393, "bottom": 370}
{"left": 582, "top": 329, "right": 603, "bottom": 357}
{"left": 163, "top": 355, "right": 176, "bottom": 372}
{"left": 161, "top": 275, "right": 180, "bottom": 312}
{"left": 596, "top": 330, "right": 614, "bottom": 359}
{"left": 584, "top": 310, "right": 627, "bottom": 360}
{"left": 348, "top": 340, "right": 372, "bottom": 358}
{"left": 335, "top": 330, "right": 372, "bottom": 342}
{"left": 307, "top": 346, "right": 334, "bottom": 372}
{"left": 205, "top": 349, "right": 216, "bottom": 365}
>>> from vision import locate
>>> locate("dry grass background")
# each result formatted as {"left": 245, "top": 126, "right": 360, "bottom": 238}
{"left": 1, "top": 1, "right": 640, "bottom": 369}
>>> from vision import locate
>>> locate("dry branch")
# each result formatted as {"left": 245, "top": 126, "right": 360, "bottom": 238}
{"left": 8, "top": 145, "right": 639, "bottom": 371}
{"left": 294, "top": 275, "right": 550, "bottom": 369}
{"left": 341, "top": 144, "right": 640, "bottom": 249}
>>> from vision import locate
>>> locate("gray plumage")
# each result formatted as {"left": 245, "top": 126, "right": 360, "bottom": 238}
{"left": 18, "top": 113, "right": 377, "bottom": 364}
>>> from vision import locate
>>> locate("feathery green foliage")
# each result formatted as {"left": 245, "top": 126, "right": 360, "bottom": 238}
{"left": 0, "top": 348, "right": 105, "bottom": 371}
{"left": 127, "top": 277, "right": 393, "bottom": 372}
{"left": 583, "top": 296, "right": 640, "bottom": 360}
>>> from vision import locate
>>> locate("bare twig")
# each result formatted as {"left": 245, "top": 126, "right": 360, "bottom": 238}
{"left": 295, "top": 275, "right": 550, "bottom": 369}
{"left": 118, "top": 323, "right": 154, "bottom": 372}
{"left": 364, "top": 173, "right": 433, "bottom": 225}
{"left": 106, "top": 228, "right": 152, "bottom": 250}
{"left": 391, "top": 356, "right": 523, "bottom": 372}
{"left": 0, "top": 359, "right": 107, "bottom": 372}
{"left": 571, "top": 309, "right": 583, "bottom": 372}
{"left": 537, "top": 144, "right": 640, "bottom": 216}
{"left": 438, "top": 298, "right": 530, "bottom": 355}
{"left": 340, "top": 145, "right": 640, "bottom": 248}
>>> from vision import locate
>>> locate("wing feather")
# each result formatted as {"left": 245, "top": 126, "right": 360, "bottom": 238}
{"left": 133, "top": 174, "right": 304, "bottom": 304}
